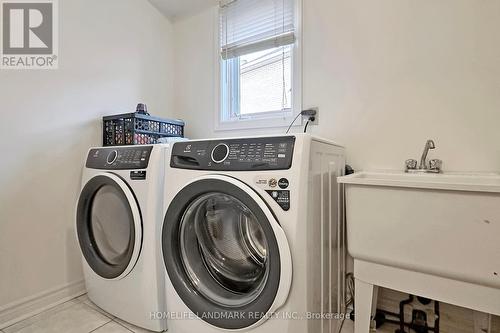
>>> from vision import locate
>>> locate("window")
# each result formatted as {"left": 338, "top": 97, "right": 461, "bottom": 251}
{"left": 218, "top": 0, "right": 300, "bottom": 130}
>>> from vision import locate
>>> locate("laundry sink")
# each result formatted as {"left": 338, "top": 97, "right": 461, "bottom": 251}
{"left": 338, "top": 171, "right": 500, "bottom": 289}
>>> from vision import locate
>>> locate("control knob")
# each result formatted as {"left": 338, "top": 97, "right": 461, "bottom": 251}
{"left": 107, "top": 150, "right": 118, "bottom": 164}
{"left": 211, "top": 143, "right": 230, "bottom": 164}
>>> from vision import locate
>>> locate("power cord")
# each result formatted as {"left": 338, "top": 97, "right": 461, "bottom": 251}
{"left": 337, "top": 272, "right": 355, "bottom": 333}
{"left": 303, "top": 116, "right": 315, "bottom": 133}
{"left": 345, "top": 272, "right": 355, "bottom": 309}
{"left": 285, "top": 109, "right": 318, "bottom": 134}
{"left": 285, "top": 112, "right": 302, "bottom": 134}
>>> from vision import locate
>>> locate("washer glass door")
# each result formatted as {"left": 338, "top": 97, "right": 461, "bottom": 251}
{"left": 180, "top": 192, "right": 269, "bottom": 307}
{"left": 163, "top": 177, "right": 290, "bottom": 330}
{"left": 77, "top": 174, "right": 142, "bottom": 279}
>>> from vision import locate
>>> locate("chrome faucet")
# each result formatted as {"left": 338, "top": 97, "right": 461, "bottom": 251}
{"left": 405, "top": 139, "right": 442, "bottom": 173}
{"left": 419, "top": 139, "right": 435, "bottom": 169}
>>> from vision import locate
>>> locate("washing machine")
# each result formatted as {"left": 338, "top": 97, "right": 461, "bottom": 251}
{"left": 76, "top": 144, "right": 169, "bottom": 332}
{"left": 161, "top": 134, "right": 346, "bottom": 333}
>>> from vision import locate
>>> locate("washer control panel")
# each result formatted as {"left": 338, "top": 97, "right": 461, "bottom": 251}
{"left": 171, "top": 136, "right": 295, "bottom": 171}
{"left": 86, "top": 146, "right": 153, "bottom": 170}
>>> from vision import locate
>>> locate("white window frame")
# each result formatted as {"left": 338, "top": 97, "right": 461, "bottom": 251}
{"left": 214, "top": 0, "right": 303, "bottom": 132}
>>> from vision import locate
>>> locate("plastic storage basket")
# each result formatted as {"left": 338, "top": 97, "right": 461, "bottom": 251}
{"left": 103, "top": 112, "right": 185, "bottom": 146}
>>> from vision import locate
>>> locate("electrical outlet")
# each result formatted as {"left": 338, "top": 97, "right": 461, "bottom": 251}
{"left": 302, "top": 107, "right": 319, "bottom": 126}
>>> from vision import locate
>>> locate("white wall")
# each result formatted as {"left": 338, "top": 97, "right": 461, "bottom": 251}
{"left": 0, "top": 0, "right": 174, "bottom": 314}
{"left": 172, "top": 0, "right": 500, "bottom": 173}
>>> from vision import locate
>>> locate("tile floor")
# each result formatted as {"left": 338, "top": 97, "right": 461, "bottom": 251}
{"left": 0, "top": 294, "right": 400, "bottom": 333}
{"left": 1, "top": 294, "right": 154, "bottom": 333}
{"left": 340, "top": 320, "right": 398, "bottom": 333}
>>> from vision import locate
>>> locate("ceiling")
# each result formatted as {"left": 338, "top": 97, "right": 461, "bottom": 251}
{"left": 148, "top": 0, "right": 218, "bottom": 20}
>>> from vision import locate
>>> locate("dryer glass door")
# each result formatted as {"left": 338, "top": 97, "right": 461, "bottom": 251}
{"left": 77, "top": 174, "right": 142, "bottom": 280}
{"left": 163, "top": 176, "right": 291, "bottom": 330}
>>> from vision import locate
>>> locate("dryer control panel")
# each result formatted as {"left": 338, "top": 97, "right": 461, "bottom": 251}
{"left": 86, "top": 146, "right": 153, "bottom": 170}
{"left": 170, "top": 136, "right": 295, "bottom": 171}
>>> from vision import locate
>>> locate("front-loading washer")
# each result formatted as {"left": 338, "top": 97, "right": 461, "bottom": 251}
{"left": 76, "top": 144, "right": 169, "bottom": 332}
{"left": 161, "top": 134, "right": 346, "bottom": 333}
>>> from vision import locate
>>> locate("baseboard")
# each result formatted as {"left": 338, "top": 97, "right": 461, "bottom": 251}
{"left": 0, "top": 280, "right": 86, "bottom": 329}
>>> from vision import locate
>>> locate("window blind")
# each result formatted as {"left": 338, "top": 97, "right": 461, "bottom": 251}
{"left": 220, "top": 0, "right": 296, "bottom": 60}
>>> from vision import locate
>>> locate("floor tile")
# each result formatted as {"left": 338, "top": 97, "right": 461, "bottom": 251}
{"left": 378, "top": 323, "right": 399, "bottom": 332}
{"left": 4, "top": 302, "right": 111, "bottom": 333}
{"left": 77, "top": 294, "right": 115, "bottom": 319}
{"left": 113, "top": 318, "right": 155, "bottom": 333}
{"left": 91, "top": 321, "right": 133, "bottom": 333}
{"left": 3, "top": 299, "right": 80, "bottom": 333}
{"left": 75, "top": 294, "right": 87, "bottom": 303}
{"left": 340, "top": 319, "right": 399, "bottom": 333}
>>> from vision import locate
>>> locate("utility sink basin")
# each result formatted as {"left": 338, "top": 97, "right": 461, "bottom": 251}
{"left": 339, "top": 171, "right": 500, "bottom": 289}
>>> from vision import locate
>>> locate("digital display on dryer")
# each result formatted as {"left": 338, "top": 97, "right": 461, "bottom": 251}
{"left": 170, "top": 136, "right": 295, "bottom": 171}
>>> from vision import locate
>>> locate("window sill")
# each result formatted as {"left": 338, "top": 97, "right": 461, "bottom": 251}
{"left": 215, "top": 115, "right": 302, "bottom": 132}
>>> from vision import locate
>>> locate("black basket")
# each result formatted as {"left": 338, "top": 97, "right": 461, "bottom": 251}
{"left": 103, "top": 113, "right": 184, "bottom": 146}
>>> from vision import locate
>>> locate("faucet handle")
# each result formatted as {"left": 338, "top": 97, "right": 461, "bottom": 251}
{"left": 405, "top": 159, "right": 418, "bottom": 171}
{"left": 429, "top": 159, "right": 443, "bottom": 171}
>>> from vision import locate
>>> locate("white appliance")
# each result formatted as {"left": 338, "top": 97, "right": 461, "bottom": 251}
{"left": 161, "top": 134, "right": 345, "bottom": 333}
{"left": 76, "top": 144, "right": 168, "bottom": 332}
